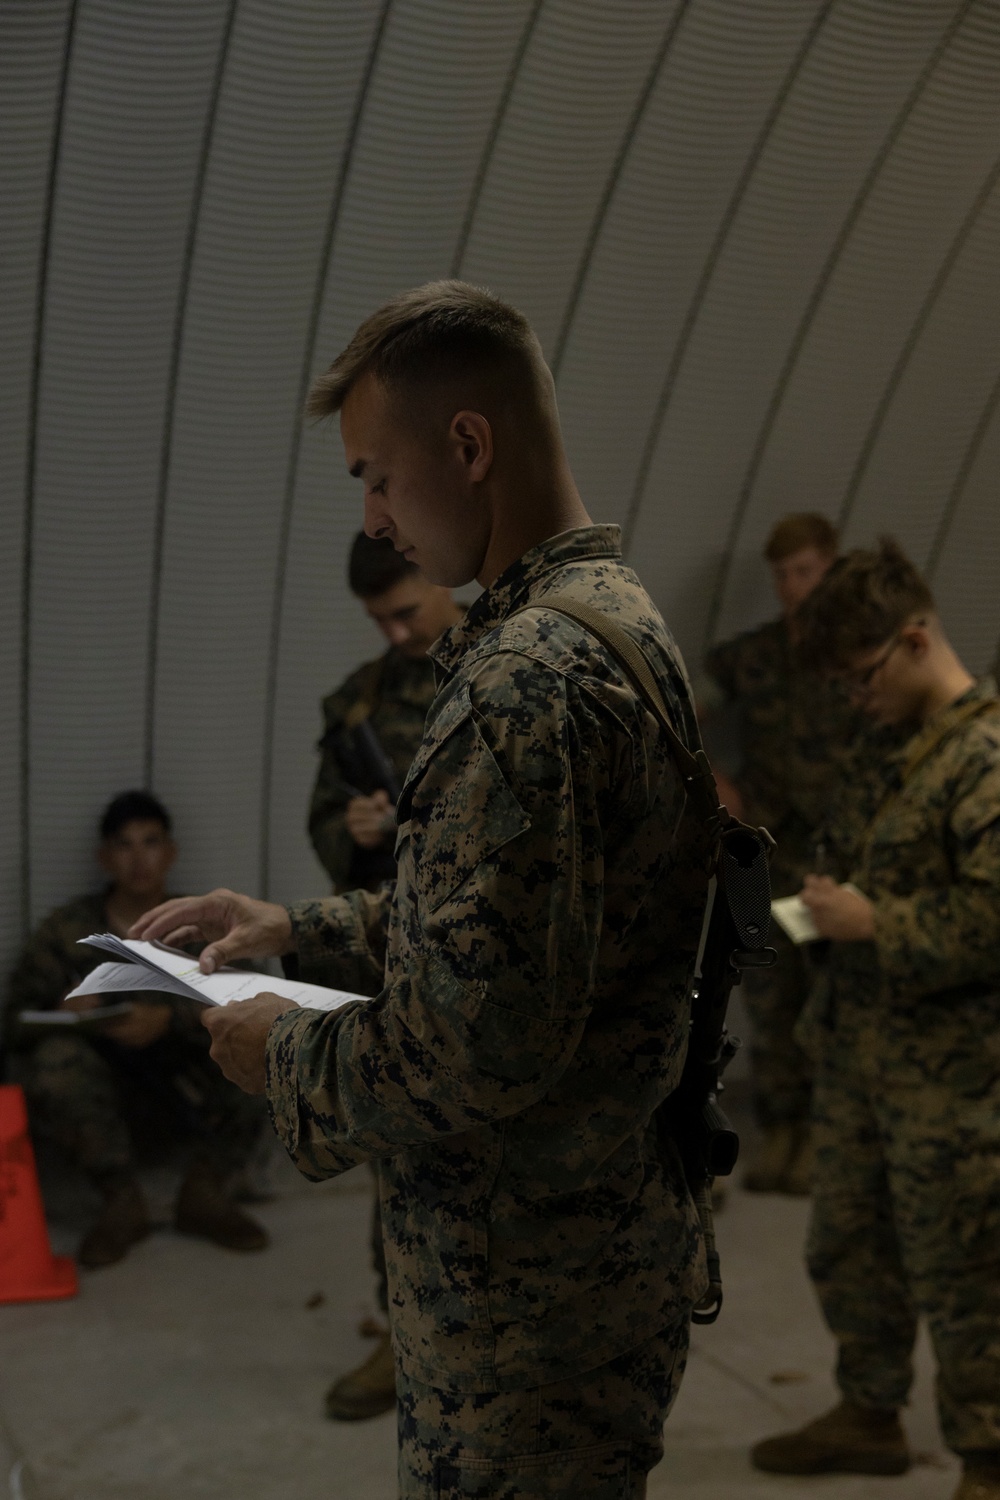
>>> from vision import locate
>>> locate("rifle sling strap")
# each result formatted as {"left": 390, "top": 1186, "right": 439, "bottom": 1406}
{"left": 510, "top": 593, "right": 705, "bottom": 790}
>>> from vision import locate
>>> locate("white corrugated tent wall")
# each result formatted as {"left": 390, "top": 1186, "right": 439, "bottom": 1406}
{"left": 3, "top": 0, "right": 1000, "bottom": 974}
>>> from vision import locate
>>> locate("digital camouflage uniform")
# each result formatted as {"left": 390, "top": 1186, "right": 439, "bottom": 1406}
{"left": 703, "top": 619, "right": 872, "bottom": 1128}
{"left": 3, "top": 892, "right": 263, "bottom": 1184}
{"left": 267, "top": 526, "right": 709, "bottom": 1495}
{"left": 309, "top": 645, "right": 437, "bottom": 1316}
{"left": 309, "top": 649, "right": 437, "bottom": 893}
{"left": 807, "top": 680, "right": 1000, "bottom": 1459}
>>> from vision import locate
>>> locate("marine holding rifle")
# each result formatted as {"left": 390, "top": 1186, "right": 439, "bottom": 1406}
{"left": 308, "top": 531, "right": 463, "bottom": 1423}
{"left": 132, "top": 280, "right": 723, "bottom": 1498}
{"left": 309, "top": 531, "right": 462, "bottom": 895}
{"left": 702, "top": 513, "right": 864, "bottom": 1195}
{"left": 751, "top": 540, "right": 1000, "bottom": 1500}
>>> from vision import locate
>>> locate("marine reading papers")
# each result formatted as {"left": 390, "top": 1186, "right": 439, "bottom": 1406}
{"left": 61, "top": 934, "right": 367, "bottom": 1012}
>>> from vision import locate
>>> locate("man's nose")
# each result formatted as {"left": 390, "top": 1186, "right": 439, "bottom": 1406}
{"left": 363, "top": 494, "right": 390, "bottom": 540}
{"left": 385, "top": 621, "right": 411, "bottom": 646}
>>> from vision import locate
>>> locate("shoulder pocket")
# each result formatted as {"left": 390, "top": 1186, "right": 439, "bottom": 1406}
{"left": 397, "top": 683, "right": 530, "bottom": 912}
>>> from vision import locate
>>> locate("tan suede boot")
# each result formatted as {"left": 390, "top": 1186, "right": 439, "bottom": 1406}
{"left": 782, "top": 1124, "right": 815, "bottom": 1196}
{"left": 751, "top": 1399, "right": 910, "bottom": 1475}
{"left": 742, "top": 1123, "right": 797, "bottom": 1193}
{"left": 324, "top": 1330, "right": 397, "bottom": 1421}
{"left": 175, "top": 1163, "right": 269, "bottom": 1251}
{"left": 78, "top": 1173, "right": 150, "bottom": 1269}
{"left": 954, "top": 1461, "right": 1000, "bottom": 1499}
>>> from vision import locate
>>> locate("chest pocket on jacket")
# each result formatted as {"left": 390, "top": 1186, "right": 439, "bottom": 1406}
{"left": 395, "top": 684, "right": 530, "bottom": 913}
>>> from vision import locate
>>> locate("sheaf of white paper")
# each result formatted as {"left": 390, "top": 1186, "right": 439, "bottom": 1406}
{"left": 770, "top": 884, "right": 866, "bottom": 946}
{"left": 770, "top": 896, "right": 821, "bottom": 944}
{"left": 66, "top": 935, "right": 368, "bottom": 1013}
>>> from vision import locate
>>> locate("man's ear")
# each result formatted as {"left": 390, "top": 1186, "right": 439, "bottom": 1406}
{"left": 97, "top": 842, "right": 113, "bottom": 875}
{"left": 902, "top": 622, "right": 931, "bottom": 659}
{"left": 450, "top": 410, "right": 493, "bottom": 482}
{"left": 163, "top": 838, "right": 178, "bottom": 872}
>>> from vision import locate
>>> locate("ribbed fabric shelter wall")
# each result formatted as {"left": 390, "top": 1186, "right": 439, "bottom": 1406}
{"left": 3, "top": 0, "right": 1000, "bottom": 973}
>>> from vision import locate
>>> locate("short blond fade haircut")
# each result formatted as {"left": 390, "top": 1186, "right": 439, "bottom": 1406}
{"left": 307, "top": 279, "right": 554, "bottom": 426}
{"left": 764, "top": 512, "right": 838, "bottom": 563}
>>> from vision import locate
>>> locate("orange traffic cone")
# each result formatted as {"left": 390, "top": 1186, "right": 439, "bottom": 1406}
{"left": 0, "top": 1084, "right": 77, "bottom": 1303}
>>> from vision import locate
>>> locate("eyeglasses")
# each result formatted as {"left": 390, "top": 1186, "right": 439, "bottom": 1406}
{"left": 842, "top": 634, "right": 901, "bottom": 694}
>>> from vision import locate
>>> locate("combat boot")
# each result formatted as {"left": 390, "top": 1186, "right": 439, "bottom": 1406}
{"left": 78, "top": 1172, "right": 150, "bottom": 1269}
{"left": 325, "top": 1330, "right": 397, "bottom": 1421}
{"left": 175, "top": 1162, "right": 269, "bottom": 1251}
{"left": 953, "top": 1460, "right": 1000, "bottom": 1498}
{"left": 782, "top": 1124, "right": 815, "bottom": 1196}
{"left": 742, "top": 1122, "right": 797, "bottom": 1193}
{"left": 751, "top": 1399, "right": 910, "bottom": 1475}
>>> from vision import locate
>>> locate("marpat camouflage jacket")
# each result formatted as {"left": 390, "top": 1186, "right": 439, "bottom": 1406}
{"left": 833, "top": 678, "right": 1000, "bottom": 1012}
{"left": 308, "top": 649, "right": 437, "bottom": 891}
{"left": 704, "top": 617, "right": 905, "bottom": 890}
{"left": 266, "top": 525, "right": 710, "bottom": 1392}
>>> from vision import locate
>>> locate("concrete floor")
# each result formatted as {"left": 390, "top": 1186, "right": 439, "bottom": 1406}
{"left": 1, "top": 1087, "right": 958, "bottom": 1500}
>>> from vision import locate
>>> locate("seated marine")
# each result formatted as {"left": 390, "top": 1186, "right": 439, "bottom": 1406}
{"left": 3, "top": 791, "right": 268, "bottom": 1269}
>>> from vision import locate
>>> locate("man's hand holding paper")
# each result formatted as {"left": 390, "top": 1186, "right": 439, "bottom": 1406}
{"left": 129, "top": 888, "right": 295, "bottom": 973}
{"left": 201, "top": 992, "right": 299, "bottom": 1094}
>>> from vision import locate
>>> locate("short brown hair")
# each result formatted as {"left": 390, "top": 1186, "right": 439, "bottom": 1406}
{"left": 764, "top": 512, "right": 838, "bottom": 563}
{"left": 797, "top": 536, "right": 935, "bottom": 671}
{"left": 307, "top": 279, "right": 551, "bottom": 424}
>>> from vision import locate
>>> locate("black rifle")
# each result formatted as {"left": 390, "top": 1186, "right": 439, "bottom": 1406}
{"left": 661, "top": 812, "right": 775, "bottom": 1323}
{"left": 320, "top": 716, "right": 403, "bottom": 887}
{"left": 323, "top": 717, "right": 403, "bottom": 805}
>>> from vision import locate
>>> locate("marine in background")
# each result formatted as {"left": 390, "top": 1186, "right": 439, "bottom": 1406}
{"left": 752, "top": 539, "right": 1000, "bottom": 1500}
{"left": 308, "top": 532, "right": 463, "bottom": 1424}
{"left": 702, "top": 513, "right": 854, "bottom": 1194}
{"left": 309, "top": 532, "right": 463, "bottom": 894}
{"left": 2, "top": 792, "right": 267, "bottom": 1268}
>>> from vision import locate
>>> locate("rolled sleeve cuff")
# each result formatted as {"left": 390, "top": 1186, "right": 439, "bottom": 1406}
{"left": 264, "top": 1006, "right": 318, "bottom": 1162}
{"left": 264, "top": 1004, "right": 369, "bottom": 1180}
{"left": 287, "top": 896, "right": 362, "bottom": 973}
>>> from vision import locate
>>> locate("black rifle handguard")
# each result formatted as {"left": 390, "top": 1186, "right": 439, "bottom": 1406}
{"left": 663, "top": 819, "right": 776, "bottom": 1194}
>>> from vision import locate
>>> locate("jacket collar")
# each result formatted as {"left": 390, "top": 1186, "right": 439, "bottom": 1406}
{"left": 430, "top": 525, "right": 622, "bottom": 677}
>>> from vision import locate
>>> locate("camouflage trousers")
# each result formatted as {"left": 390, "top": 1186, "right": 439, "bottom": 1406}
{"left": 396, "top": 1318, "right": 689, "bottom": 1498}
{"left": 740, "top": 924, "right": 813, "bottom": 1127}
{"left": 807, "top": 998, "right": 1000, "bottom": 1457}
{"left": 19, "top": 1029, "right": 265, "bottom": 1183}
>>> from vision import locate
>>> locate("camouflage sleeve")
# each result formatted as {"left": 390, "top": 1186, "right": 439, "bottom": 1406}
{"left": 872, "top": 766, "right": 1000, "bottom": 998}
{"left": 308, "top": 803, "right": 353, "bottom": 892}
{"left": 265, "top": 655, "right": 609, "bottom": 1181}
{"left": 308, "top": 702, "right": 355, "bottom": 890}
{"left": 287, "top": 887, "right": 390, "bottom": 995}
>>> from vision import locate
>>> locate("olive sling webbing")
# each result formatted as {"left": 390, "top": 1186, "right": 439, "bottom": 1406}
{"left": 511, "top": 593, "right": 716, "bottom": 819}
